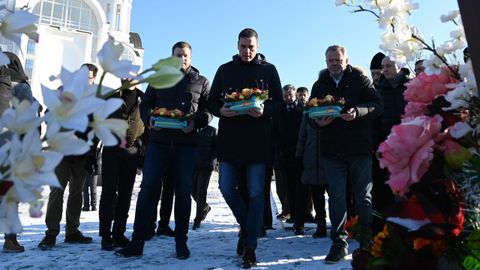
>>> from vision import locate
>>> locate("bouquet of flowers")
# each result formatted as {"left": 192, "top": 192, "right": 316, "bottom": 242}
{"left": 224, "top": 88, "right": 269, "bottom": 114}
{"left": 305, "top": 94, "right": 345, "bottom": 118}
{"left": 336, "top": 1, "right": 480, "bottom": 269}
{"left": 150, "top": 107, "right": 191, "bottom": 129}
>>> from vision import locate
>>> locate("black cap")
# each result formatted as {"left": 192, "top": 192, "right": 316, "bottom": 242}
{"left": 370, "top": 52, "right": 385, "bottom": 70}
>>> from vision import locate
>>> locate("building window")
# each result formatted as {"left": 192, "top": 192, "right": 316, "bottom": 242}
{"left": 33, "top": 0, "right": 100, "bottom": 61}
{"left": 26, "top": 40, "right": 36, "bottom": 55}
{"left": 105, "top": 3, "right": 111, "bottom": 23}
{"left": 115, "top": 4, "right": 121, "bottom": 31}
{"left": 25, "top": 59, "right": 34, "bottom": 80}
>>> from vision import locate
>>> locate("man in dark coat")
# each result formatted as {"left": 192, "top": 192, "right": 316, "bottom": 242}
{"left": 191, "top": 124, "right": 217, "bottom": 230}
{"left": 272, "top": 84, "right": 305, "bottom": 234}
{"left": 207, "top": 28, "right": 282, "bottom": 268}
{"left": 39, "top": 63, "right": 99, "bottom": 250}
{"left": 310, "top": 45, "right": 383, "bottom": 264}
{"left": 371, "top": 56, "right": 409, "bottom": 234}
{"left": 98, "top": 79, "right": 145, "bottom": 251}
{"left": 115, "top": 41, "right": 211, "bottom": 260}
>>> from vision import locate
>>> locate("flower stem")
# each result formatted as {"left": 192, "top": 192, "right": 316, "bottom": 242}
{"left": 96, "top": 72, "right": 106, "bottom": 97}
{"left": 411, "top": 34, "right": 460, "bottom": 79}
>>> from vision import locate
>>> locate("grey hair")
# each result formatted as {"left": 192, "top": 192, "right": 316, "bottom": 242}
{"left": 325, "top": 45, "right": 348, "bottom": 58}
{"left": 282, "top": 84, "right": 296, "bottom": 92}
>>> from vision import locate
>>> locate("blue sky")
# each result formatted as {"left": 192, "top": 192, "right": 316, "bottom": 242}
{"left": 131, "top": 0, "right": 459, "bottom": 91}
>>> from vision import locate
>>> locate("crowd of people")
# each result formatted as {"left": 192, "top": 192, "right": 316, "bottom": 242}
{"left": 2, "top": 27, "right": 443, "bottom": 268}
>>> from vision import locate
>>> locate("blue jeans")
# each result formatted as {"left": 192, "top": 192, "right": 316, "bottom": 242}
{"left": 323, "top": 154, "right": 372, "bottom": 247}
{"left": 218, "top": 162, "right": 265, "bottom": 249}
{"left": 131, "top": 143, "right": 198, "bottom": 246}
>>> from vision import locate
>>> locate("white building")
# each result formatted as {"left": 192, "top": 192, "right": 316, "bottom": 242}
{"left": 0, "top": 0, "right": 144, "bottom": 100}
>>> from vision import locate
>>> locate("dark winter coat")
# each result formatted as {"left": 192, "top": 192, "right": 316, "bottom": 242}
{"left": 140, "top": 66, "right": 212, "bottom": 145}
{"left": 310, "top": 65, "right": 383, "bottom": 156}
{"left": 109, "top": 88, "right": 145, "bottom": 148}
{"left": 296, "top": 115, "right": 326, "bottom": 185}
{"left": 196, "top": 125, "right": 217, "bottom": 170}
{"left": 0, "top": 64, "right": 11, "bottom": 115}
{"left": 375, "top": 74, "right": 409, "bottom": 145}
{"left": 207, "top": 53, "right": 282, "bottom": 164}
{"left": 272, "top": 101, "right": 303, "bottom": 169}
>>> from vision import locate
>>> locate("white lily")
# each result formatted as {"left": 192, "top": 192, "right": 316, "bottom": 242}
{"left": 42, "top": 66, "right": 104, "bottom": 136}
{"left": 444, "top": 82, "right": 470, "bottom": 110}
{"left": 0, "top": 10, "right": 39, "bottom": 46}
{"left": 89, "top": 98, "right": 128, "bottom": 146}
{"left": 45, "top": 131, "right": 90, "bottom": 156}
{"left": 449, "top": 121, "right": 473, "bottom": 139}
{"left": 440, "top": 10, "right": 460, "bottom": 23}
{"left": 56, "top": 67, "right": 97, "bottom": 98}
{"left": 6, "top": 130, "right": 63, "bottom": 202}
{"left": 0, "top": 99, "right": 43, "bottom": 135}
{"left": 97, "top": 37, "right": 140, "bottom": 79}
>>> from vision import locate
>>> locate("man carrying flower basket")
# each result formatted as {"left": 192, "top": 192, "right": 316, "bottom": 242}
{"left": 207, "top": 28, "right": 282, "bottom": 269}
{"left": 310, "top": 45, "right": 383, "bottom": 264}
{"left": 115, "top": 41, "right": 211, "bottom": 259}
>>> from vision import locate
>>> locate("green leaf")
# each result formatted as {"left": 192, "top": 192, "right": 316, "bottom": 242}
{"left": 143, "top": 66, "right": 184, "bottom": 89}
{"left": 152, "top": 56, "right": 182, "bottom": 71}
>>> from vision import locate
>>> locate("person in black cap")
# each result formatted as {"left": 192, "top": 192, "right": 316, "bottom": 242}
{"left": 370, "top": 52, "right": 385, "bottom": 87}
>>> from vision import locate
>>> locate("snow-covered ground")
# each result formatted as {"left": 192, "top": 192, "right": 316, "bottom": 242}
{"left": 1, "top": 172, "right": 356, "bottom": 269}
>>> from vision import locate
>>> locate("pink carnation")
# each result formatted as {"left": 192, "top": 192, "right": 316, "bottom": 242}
{"left": 404, "top": 67, "right": 457, "bottom": 103}
{"left": 404, "top": 101, "right": 429, "bottom": 118}
{"left": 403, "top": 68, "right": 457, "bottom": 118}
{"left": 378, "top": 115, "right": 443, "bottom": 195}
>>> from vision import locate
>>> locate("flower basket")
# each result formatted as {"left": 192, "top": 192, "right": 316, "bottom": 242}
{"left": 306, "top": 105, "right": 343, "bottom": 118}
{"left": 150, "top": 107, "right": 190, "bottom": 129}
{"left": 225, "top": 95, "right": 265, "bottom": 115}
{"left": 224, "top": 88, "right": 269, "bottom": 115}
{"left": 305, "top": 95, "right": 345, "bottom": 118}
{"left": 151, "top": 116, "right": 188, "bottom": 129}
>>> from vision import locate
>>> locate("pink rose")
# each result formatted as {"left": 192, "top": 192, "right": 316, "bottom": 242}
{"left": 403, "top": 67, "right": 457, "bottom": 118}
{"left": 378, "top": 115, "right": 443, "bottom": 195}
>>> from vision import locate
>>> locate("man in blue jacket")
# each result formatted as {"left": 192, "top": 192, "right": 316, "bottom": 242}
{"left": 115, "top": 41, "right": 211, "bottom": 259}
{"left": 207, "top": 28, "right": 282, "bottom": 269}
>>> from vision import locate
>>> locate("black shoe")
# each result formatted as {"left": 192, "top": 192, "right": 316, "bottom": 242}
{"left": 192, "top": 219, "right": 201, "bottom": 230}
{"left": 101, "top": 236, "right": 115, "bottom": 251}
{"left": 294, "top": 226, "right": 304, "bottom": 235}
{"left": 285, "top": 218, "right": 294, "bottom": 224}
{"left": 38, "top": 235, "right": 56, "bottom": 250}
{"left": 175, "top": 242, "right": 190, "bottom": 260}
{"left": 236, "top": 236, "right": 244, "bottom": 255}
{"left": 276, "top": 212, "right": 290, "bottom": 221}
{"left": 312, "top": 222, "right": 327, "bottom": 238}
{"left": 156, "top": 226, "right": 175, "bottom": 237}
{"left": 199, "top": 205, "right": 211, "bottom": 221}
{"left": 114, "top": 241, "right": 143, "bottom": 257}
{"left": 325, "top": 244, "right": 348, "bottom": 264}
{"left": 305, "top": 214, "right": 316, "bottom": 224}
{"left": 113, "top": 234, "right": 130, "bottom": 248}
{"left": 82, "top": 206, "right": 89, "bottom": 211}
{"left": 145, "top": 230, "right": 155, "bottom": 241}
{"left": 91, "top": 206, "right": 97, "bottom": 211}
{"left": 65, "top": 231, "right": 92, "bottom": 244}
{"left": 258, "top": 228, "right": 267, "bottom": 238}
{"left": 241, "top": 247, "right": 257, "bottom": 269}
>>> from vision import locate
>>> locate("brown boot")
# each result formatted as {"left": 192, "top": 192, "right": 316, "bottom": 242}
{"left": 3, "top": 234, "right": 25, "bottom": 253}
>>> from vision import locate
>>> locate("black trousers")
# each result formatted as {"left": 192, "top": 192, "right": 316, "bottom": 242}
{"left": 294, "top": 184, "right": 327, "bottom": 227}
{"left": 150, "top": 167, "right": 175, "bottom": 231}
{"left": 99, "top": 146, "right": 137, "bottom": 237}
{"left": 191, "top": 168, "right": 213, "bottom": 219}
